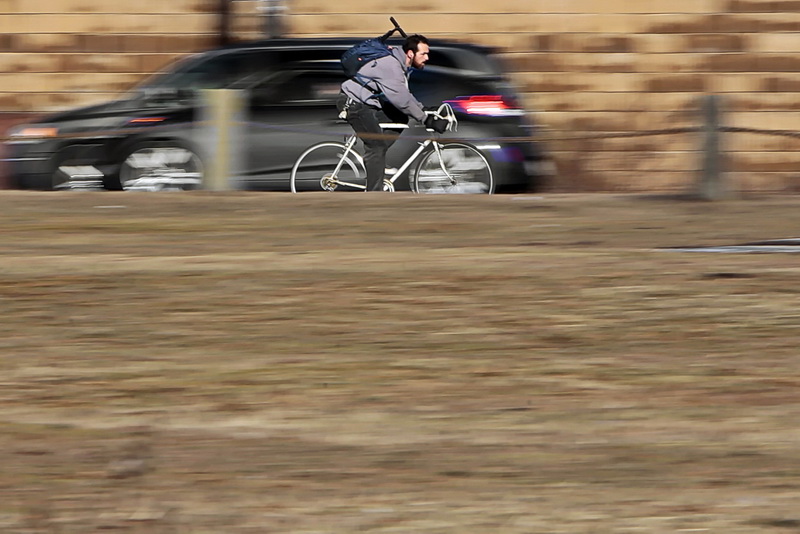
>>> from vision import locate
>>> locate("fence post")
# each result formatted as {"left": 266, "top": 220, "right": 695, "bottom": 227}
{"left": 696, "top": 94, "right": 727, "bottom": 200}
{"left": 199, "top": 89, "right": 246, "bottom": 191}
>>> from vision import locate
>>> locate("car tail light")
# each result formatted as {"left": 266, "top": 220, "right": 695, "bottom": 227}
{"left": 444, "top": 95, "right": 524, "bottom": 117}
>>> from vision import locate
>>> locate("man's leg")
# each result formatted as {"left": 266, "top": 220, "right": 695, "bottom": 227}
{"left": 346, "top": 103, "right": 397, "bottom": 191}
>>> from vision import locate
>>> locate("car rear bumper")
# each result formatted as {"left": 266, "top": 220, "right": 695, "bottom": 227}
{"left": 475, "top": 142, "right": 541, "bottom": 192}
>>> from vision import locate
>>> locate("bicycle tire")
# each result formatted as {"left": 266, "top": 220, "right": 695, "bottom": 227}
{"left": 290, "top": 142, "right": 367, "bottom": 193}
{"left": 411, "top": 142, "right": 494, "bottom": 194}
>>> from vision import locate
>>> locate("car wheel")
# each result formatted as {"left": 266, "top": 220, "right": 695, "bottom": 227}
{"left": 53, "top": 164, "right": 105, "bottom": 190}
{"left": 49, "top": 147, "right": 105, "bottom": 190}
{"left": 113, "top": 142, "right": 203, "bottom": 191}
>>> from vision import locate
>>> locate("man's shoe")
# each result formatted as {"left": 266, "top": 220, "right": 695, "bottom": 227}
{"left": 371, "top": 179, "right": 394, "bottom": 192}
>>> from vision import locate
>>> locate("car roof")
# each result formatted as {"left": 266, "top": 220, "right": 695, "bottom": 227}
{"left": 209, "top": 37, "right": 497, "bottom": 55}
{"left": 192, "top": 37, "right": 503, "bottom": 78}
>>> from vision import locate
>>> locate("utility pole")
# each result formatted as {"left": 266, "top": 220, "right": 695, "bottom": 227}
{"left": 218, "top": 0, "right": 231, "bottom": 46}
{"left": 260, "top": 0, "right": 286, "bottom": 38}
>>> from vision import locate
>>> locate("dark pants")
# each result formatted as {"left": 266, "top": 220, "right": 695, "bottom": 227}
{"left": 337, "top": 94, "right": 407, "bottom": 191}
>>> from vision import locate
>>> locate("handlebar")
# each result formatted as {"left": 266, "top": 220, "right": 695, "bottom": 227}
{"left": 424, "top": 103, "right": 458, "bottom": 133}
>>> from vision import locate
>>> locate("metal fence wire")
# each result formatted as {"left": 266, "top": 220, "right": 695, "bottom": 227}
{"left": 5, "top": 93, "right": 800, "bottom": 196}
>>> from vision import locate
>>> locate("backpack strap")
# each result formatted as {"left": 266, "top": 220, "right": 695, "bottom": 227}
{"left": 352, "top": 70, "right": 382, "bottom": 95}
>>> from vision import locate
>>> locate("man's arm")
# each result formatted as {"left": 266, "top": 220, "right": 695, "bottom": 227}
{"left": 365, "top": 57, "right": 426, "bottom": 122}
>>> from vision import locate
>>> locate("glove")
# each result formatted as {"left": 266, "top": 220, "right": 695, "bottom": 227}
{"left": 424, "top": 114, "right": 448, "bottom": 134}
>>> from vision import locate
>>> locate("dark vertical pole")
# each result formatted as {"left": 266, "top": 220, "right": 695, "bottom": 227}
{"left": 697, "top": 94, "right": 726, "bottom": 200}
{"left": 263, "top": 0, "right": 285, "bottom": 38}
{"left": 219, "top": 0, "right": 231, "bottom": 46}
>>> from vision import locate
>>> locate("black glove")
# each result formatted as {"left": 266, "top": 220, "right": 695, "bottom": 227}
{"left": 424, "top": 114, "right": 448, "bottom": 134}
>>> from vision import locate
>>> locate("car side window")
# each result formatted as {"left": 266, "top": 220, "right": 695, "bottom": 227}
{"left": 408, "top": 70, "right": 460, "bottom": 106}
{"left": 409, "top": 69, "right": 499, "bottom": 106}
{"left": 251, "top": 71, "right": 345, "bottom": 106}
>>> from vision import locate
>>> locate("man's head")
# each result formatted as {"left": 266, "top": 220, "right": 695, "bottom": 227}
{"left": 403, "top": 34, "right": 430, "bottom": 69}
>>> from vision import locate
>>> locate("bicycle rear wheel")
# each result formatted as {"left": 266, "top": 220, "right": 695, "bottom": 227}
{"left": 290, "top": 142, "right": 367, "bottom": 193}
{"left": 412, "top": 142, "right": 494, "bottom": 194}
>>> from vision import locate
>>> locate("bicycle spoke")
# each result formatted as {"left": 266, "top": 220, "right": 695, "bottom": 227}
{"left": 291, "top": 142, "right": 366, "bottom": 193}
{"left": 413, "top": 143, "right": 493, "bottom": 194}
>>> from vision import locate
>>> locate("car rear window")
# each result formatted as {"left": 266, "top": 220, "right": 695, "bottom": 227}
{"left": 409, "top": 70, "right": 508, "bottom": 107}
{"left": 429, "top": 47, "right": 505, "bottom": 77}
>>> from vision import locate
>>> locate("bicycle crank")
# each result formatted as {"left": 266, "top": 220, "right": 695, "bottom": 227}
{"left": 320, "top": 174, "right": 338, "bottom": 191}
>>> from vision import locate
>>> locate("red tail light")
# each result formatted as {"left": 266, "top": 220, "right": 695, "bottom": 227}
{"left": 444, "top": 95, "right": 524, "bottom": 117}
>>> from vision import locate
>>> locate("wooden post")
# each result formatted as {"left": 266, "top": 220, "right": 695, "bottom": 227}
{"left": 198, "top": 89, "right": 245, "bottom": 191}
{"left": 697, "top": 94, "right": 727, "bottom": 200}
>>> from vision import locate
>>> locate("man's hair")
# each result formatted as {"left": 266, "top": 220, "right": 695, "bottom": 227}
{"left": 403, "top": 34, "right": 429, "bottom": 54}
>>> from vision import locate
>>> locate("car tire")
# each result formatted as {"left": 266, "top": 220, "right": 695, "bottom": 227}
{"left": 110, "top": 141, "right": 204, "bottom": 191}
{"left": 45, "top": 146, "right": 106, "bottom": 191}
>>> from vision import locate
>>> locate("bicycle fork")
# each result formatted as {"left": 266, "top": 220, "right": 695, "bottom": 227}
{"left": 384, "top": 140, "right": 455, "bottom": 188}
{"left": 431, "top": 141, "right": 457, "bottom": 186}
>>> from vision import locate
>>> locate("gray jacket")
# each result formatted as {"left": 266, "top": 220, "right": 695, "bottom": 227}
{"left": 341, "top": 47, "right": 426, "bottom": 123}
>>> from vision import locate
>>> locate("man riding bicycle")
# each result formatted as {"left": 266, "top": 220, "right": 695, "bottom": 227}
{"left": 337, "top": 34, "right": 448, "bottom": 192}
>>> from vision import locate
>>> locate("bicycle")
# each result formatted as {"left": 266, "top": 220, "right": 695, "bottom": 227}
{"left": 289, "top": 103, "right": 494, "bottom": 194}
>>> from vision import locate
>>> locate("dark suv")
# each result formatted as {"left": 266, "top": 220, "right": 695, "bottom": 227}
{"left": 4, "top": 38, "right": 543, "bottom": 192}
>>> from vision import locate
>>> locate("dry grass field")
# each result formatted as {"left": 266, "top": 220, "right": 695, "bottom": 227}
{"left": 1, "top": 191, "right": 800, "bottom": 533}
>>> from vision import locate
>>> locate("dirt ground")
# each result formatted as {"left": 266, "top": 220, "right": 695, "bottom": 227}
{"left": 2, "top": 191, "right": 800, "bottom": 533}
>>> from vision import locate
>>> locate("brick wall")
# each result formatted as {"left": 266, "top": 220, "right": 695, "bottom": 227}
{"left": 3, "top": 0, "right": 800, "bottom": 191}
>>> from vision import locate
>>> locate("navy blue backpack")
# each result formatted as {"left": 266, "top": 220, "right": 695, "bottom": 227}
{"left": 340, "top": 38, "right": 393, "bottom": 78}
{"left": 340, "top": 17, "right": 407, "bottom": 79}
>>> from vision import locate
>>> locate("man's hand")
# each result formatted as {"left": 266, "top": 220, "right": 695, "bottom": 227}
{"left": 424, "top": 114, "right": 448, "bottom": 133}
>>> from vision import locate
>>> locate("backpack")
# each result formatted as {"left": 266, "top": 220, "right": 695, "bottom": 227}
{"left": 341, "top": 38, "right": 394, "bottom": 79}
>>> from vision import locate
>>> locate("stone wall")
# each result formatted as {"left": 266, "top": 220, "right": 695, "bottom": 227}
{"left": 3, "top": 0, "right": 800, "bottom": 191}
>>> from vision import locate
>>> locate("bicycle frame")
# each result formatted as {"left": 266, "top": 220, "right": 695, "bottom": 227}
{"left": 330, "top": 136, "right": 454, "bottom": 191}
{"left": 314, "top": 102, "right": 460, "bottom": 192}
{"left": 326, "top": 135, "right": 364, "bottom": 190}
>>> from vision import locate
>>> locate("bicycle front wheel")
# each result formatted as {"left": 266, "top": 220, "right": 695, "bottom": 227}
{"left": 290, "top": 142, "right": 367, "bottom": 193}
{"left": 412, "top": 142, "right": 494, "bottom": 194}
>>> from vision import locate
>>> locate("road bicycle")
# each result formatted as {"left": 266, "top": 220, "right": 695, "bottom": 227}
{"left": 289, "top": 103, "right": 494, "bottom": 194}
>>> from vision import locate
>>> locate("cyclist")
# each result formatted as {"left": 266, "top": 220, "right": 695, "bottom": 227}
{"left": 337, "top": 34, "right": 448, "bottom": 191}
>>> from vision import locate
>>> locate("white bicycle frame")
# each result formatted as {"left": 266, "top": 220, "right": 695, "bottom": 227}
{"left": 328, "top": 104, "right": 457, "bottom": 191}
